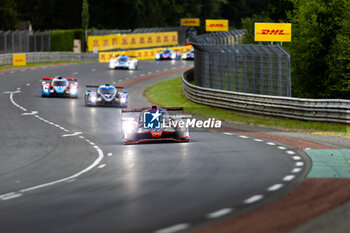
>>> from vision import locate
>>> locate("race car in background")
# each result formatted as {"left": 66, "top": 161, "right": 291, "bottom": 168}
{"left": 182, "top": 49, "right": 194, "bottom": 60}
{"left": 109, "top": 55, "right": 138, "bottom": 70}
{"left": 121, "top": 105, "right": 190, "bottom": 144}
{"left": 41, "top": 76, "right": 78, "bottom": 98}
{"left": 155, "top": 49, "right": 180, "bottom": 60}
{"left": 85, "top": 84, "right": 128, "bottom": 107}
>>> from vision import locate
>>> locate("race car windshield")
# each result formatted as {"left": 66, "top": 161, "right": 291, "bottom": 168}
{"left": 163, "top": 50, "right": 171, "bottom": 54}
{"left": 99, "top": 88, "right": 116, "bottom": 95}
{"left": 53, "top": 80, "right": 68, "bottom": 86}
{"left": 119, "top": 57, "right": 128, "bottom": 62}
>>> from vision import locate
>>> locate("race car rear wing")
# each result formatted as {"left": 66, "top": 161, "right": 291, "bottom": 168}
{"left": 122, "top": 106, "right": 184, "bottom": 113}
{"left": 42, "top": 77, "right": 77, "bottom": 81}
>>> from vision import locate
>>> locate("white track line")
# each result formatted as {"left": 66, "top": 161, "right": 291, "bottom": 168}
{"left": 223, "top": 132, "right": 233, "bottom": 135}
{"left": 244, "top": 195, "right": 263, "bottom": 204}
{"left": 291, "top": 168, "right": 302, "bottom": 173}
{"left": 1, "top": 193, "right": 22, "bottom": 201}
{"left": 22, "top": 111, "right": 38, "bottom": 116}
{"left": 267, "top": 184, "right": 284, "bottom": 191}
{"left": 154, "top": 223, "right": 190, "bottom": 233}
{"left": 62, "top": 132, "right": 82, "bottom": 137}
{"left": 207, "top": 208, "right": 232, "bottom": 219}
{"left": 19, "top": 148, "right": 104, "bottom": 193}
{"left": 286, "top": 151, "right": 295, "bottom": 155}
{"left": 283, "top": 175, "right": 295, "bottom": 181}
{"left": 8, "top": 91, "right": 27, "bottom": 111}
{"left": 296, "top": 162, "right": 304, "bottom": 166}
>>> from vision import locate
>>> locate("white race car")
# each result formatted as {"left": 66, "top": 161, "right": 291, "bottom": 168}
{"left": 109, "top": 55, "right": 138, "bottom": 70}
{"left": 182, "top": 49, "right": 194, "bottom": 60}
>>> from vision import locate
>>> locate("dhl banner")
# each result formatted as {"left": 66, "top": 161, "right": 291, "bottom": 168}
{"left": 205, "top": 19, "right": 228, "bottom": 32}
{"left": 255, "top": 23, "right": 292, "bottom": 42}
{"left": 89, "top": 32, "right": 178, "bottom": 52}
{"left": 12, "top": 54, "right": 26, "bottom": 66}
{"left": 181, "top": 18, "right": 200, "bottom": 27}
{"left": 99, "top": 45, "right": 193, "bottom": 62}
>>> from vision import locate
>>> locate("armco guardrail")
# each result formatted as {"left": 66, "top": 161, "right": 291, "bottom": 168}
{"left": 183, "top": 69, "right": 350, "bottom": 124}
{"left": 0, "top": 52, "right": 98, "bottom": 66}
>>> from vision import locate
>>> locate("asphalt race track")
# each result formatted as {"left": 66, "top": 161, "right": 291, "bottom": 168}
{"left": 0, "top": 61, "right": 309, "bottom": 233}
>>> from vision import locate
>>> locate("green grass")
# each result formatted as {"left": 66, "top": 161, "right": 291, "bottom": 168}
{"left": 144, "top": 77, "right": 350, "bottom": 137}
{"left": 0, "top": 61, "right": 94, "bottom": 70}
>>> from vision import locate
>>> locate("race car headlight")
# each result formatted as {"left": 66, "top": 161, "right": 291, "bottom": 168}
{"left": 156, "top": 54, "right": 160, "bottom": 59}
{"left": 120, "top": 97, "right": 126, "bottom": 103}
{"left": 70, "top": 87, "right": 77, "bottom": 95}
{"left": 171, "top": 53, "right": 176, "bottom": 59}
{"left": 91, "top": 96, "right": 97, "bottom": 102}
{"left": 123, "top": 121, "right": 135, "bottom": 134}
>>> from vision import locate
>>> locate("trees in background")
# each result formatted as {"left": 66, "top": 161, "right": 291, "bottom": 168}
{"left": 285, "top": 0, "right": 350, "bottom": 98}
{"left": 0, "top": 0, "right": 17, "bottom": 30}
{"left": 7, "top": 0, "right": 265, "bottom": 30}
{"left": 82, "top": 0, "right": 89, "bottom": 51}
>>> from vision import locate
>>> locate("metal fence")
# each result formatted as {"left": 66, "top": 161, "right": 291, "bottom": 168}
{"left": 0, "top": 30, "right": 51, "bottom": 54}
{"left": 89, "top": 29, "right": 132, "bottom": 35}
{"left": 183, "top": 69, "right": 350, "bottom": 124}
{"left": 189, "top": 31, "right": 291, "bottom": 97}
{"left": 190, "top": 30, "right": 245, "bottom": 44}
{"left": 0, "top": 52, "right": 98, "bottom": 66}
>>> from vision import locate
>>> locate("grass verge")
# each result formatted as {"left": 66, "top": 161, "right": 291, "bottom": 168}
{"left": 144, "top": 77, "right": 350, "bottom": 137}
{"left": 0, "top": 61, "right": 94, "bottom": 70}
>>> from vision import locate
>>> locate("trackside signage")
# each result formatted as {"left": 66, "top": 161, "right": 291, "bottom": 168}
{"left": 180, "top": 18, "right": 200, "bottom": 27}
{"left": 12, "top": 54, "right": 26, "bottom": 66}
{"left": 205, "top": 19, "right": 228, "bottom": 32}
{"left": 255, "top": 23, "right": 292, "bottom": 42}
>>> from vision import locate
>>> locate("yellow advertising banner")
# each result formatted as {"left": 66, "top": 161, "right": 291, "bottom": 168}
{"left": 205, "top": 19, "right": 228, "bottom": 31}
{"left": 181, "top": 18, "right": 200, "bottom": 27}
{"left": 89, "top": 32, "right": 179, "bottom": 52}
{"left": 99, "top": 45, "right": 193, "bottom": 62}
{"left": 255, "top": 23, "right": 292, "bottom": 42}
{"left": 98, "top": 50, "right": 136, "bottom": 63}
{"left": 88, "top": 34, "right": 120, "bottom": 52}
{"left": 12, "top": 54, "right": 26, "bottom": 66}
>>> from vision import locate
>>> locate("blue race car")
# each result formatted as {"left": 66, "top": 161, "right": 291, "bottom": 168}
{"left": 109, "top": 55, "right": 138, "bottom": 70}
{"left": 85, "top": 84, "right": 128, "bottom": 107}
{"left": 41, "top": 76, "right": 78, "bottom": 98}
{"left": 155, "top": 49, "right": 180, "bottom": 60}
{"left": 182, "top": 49, "right": 194, "bottom": 60}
